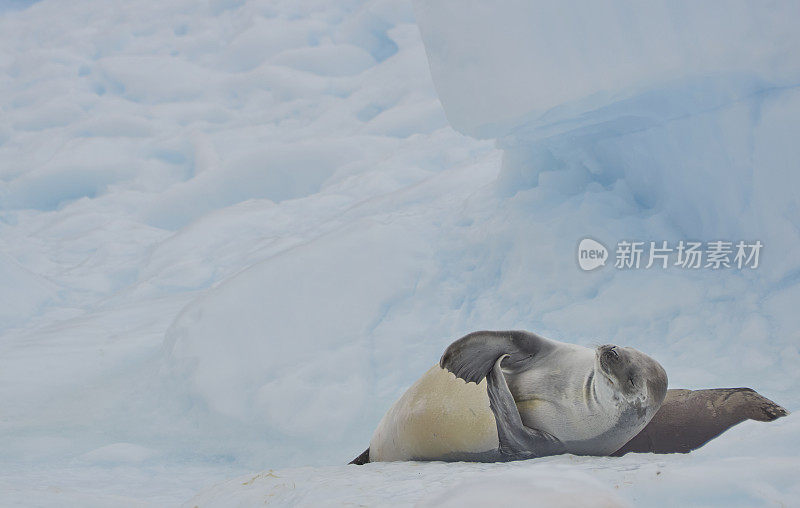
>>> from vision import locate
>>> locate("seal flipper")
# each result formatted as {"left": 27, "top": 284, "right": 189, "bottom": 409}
{"left": 349, "top": 447, "right": 370, "bottom": 465}
{"left": 440, "top": 330, "right": 555, "bottom": 384}
{"left": 487, "top": 355, "right": 565, "bottom": 460}
{"left": 613, "top": 388, "right": 788, "bottom": 456}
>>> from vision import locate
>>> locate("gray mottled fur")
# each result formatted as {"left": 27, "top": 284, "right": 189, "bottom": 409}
{"left": 439, "top": 331, "right": 568, "bottom": 459}
{"left": 485, "top": 354, "right": 566, "bottom": 459}
{"left": 438, "top": 330, "right": 558, "bottom": 384}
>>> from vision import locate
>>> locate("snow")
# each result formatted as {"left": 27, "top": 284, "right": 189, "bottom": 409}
{"left": 414, "top": 0, "right": 800, "bottom": 139}
{"left": 0, "top": 0, "right": 798, "bottom": 506}
{"left": 186, "top": 416, "right": 800, "bottom": 507}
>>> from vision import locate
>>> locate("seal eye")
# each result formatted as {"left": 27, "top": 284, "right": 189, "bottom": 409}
{"left": 604, "top": 348, "right": 619, "bottom": 361}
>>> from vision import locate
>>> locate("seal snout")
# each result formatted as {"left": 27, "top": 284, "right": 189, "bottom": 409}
{"left": 596, "top": 344, "right": 621, "bottom": 378}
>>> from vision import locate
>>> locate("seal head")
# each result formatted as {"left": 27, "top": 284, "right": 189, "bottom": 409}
{"left": 438, "top": 331, "right": 668, "bottom": 458}
{"left": 596, "top": 344, "right": 668, "bottom": 408}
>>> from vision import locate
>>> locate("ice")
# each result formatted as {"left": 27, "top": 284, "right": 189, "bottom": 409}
{"left": 414, "top": 0, "right": 800, "bottom": 287}
{"left": 270, "top": 45, "right": 376, "bottom": 77}
{"left": 0, "top": 252, "right": 57, "bottom": 329}
{"left": 1, "top": 0, "right": 798, "bottom": 505}
{"left": 414, "top": 0, "right": 800, "bottom": 138}
{"left": 79, "top": 443, "right": 160, "bottom": 465}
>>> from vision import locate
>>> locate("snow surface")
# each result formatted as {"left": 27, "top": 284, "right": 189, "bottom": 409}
{"left": 186, "top": 415, "right": 800, "bottom": 507}
{"left": 1, "top": 0, "right": 799, "bottom": 506}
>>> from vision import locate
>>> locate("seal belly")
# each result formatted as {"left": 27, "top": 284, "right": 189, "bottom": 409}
{"left": 369, "top": 364, "right": 500, "bottom": 462}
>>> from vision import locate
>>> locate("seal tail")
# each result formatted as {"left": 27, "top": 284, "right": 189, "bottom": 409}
{"left": 349, "top": 447, "right": 370, "bottom": 465}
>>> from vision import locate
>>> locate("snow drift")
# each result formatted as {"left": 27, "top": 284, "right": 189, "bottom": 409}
{"left": 1, "top": 0, "right": 798, "bottom": 505}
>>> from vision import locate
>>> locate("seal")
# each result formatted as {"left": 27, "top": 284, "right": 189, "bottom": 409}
{"left": 353, "top": 330, "right": 668, "bottom": 463}
{"left": 613, "top": 387, "right": 788, "bottom": 455}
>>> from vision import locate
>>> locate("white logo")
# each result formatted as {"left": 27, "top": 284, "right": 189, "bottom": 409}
{"left": 578, "top": 238, "right": 608, "bottom": 271}
{"left": 577, "top": 238, "right": 762, "bottom": 271}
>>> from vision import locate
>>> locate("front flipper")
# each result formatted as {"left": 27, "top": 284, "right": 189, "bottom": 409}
{"left": 613, "top": 388, "right": 788, "bottom": 456}
{"left": 440, "top": 330, "right": 556, "bottom": 384}
{"left": 487, "top": 355, "right": 565, "bottom": 460}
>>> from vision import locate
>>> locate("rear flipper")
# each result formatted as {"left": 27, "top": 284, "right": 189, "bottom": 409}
{"left": 487, "top": 355, "right": 565, "bottom": 460}
{"left": 613, "top": 388, "right": 788, "bottom": 456}
{"left": 349, "top": 447, "right": 370, "bottom": 465}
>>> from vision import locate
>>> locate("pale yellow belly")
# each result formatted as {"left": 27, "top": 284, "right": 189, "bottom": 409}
{"left": 369, "top": 365, "right": 500, "bottom": 461}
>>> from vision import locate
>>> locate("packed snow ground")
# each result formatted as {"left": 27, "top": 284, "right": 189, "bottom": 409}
{"left": 1, "top": 0, "right": 799, "bottom": 506}
{"left": 186, "top": 417, "right": 800, "bottom": 507}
